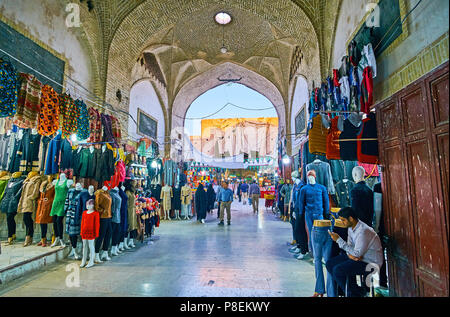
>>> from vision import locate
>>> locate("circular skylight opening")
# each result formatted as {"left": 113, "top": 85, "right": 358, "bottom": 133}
{"left": 215, "top": 12, "right": 232, "bottom": 25}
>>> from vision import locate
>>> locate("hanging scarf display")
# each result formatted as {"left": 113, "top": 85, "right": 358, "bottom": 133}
{"left": 14, "top": 73, "right": 42, "bottom": 128}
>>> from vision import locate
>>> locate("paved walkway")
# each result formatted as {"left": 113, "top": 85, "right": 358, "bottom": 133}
{"left": 0, "top": 199, "right": 316, "bottom": 297}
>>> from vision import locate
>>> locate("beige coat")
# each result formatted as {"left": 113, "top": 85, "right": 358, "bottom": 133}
{"left": 181, "top": 185, "right": 192, "bottom": 205}
{"left": 17, "top": 175, "right": 43, "bottom": 214}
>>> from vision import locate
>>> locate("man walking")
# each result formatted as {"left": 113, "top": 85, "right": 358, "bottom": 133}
{"left": 248, "top": 180, "right": 261, "bottom": 214}
{"left": 236, "top": 180, "right": 242, "bottom": 202}
{"left": 218, "top": 181, "right": 233, "bottom": 226}
{"left": 240, "top": 180, "right": 249, "bottom": 205}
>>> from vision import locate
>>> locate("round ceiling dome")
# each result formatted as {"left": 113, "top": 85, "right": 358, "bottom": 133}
{"left": 214, "top": 12, "right": 232, "bottom": 25}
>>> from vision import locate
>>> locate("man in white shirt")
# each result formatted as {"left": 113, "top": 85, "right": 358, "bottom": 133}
{"left": 327, "top": 207, "right": 383, "bottom": 297}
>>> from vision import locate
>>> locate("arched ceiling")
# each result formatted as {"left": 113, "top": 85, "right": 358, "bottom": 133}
{"left": 74, "top": 0, "right": 342, "bottom": 128}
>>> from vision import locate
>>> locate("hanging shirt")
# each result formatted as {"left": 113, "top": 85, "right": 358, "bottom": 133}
{"left": 326, "top": 116, "right": 341, "bottom": 160}
{"left": 306, "top": 161, "right": 335, "bottom": 194}
{"left": 357, "top": 112, "right": 378, "bottom": 164}
{"left": 339, "top": 118, "right": 361, "bottom": 161}
{"left": 0, "top": 58, "right": 18, "bottom": 118}
{"left": 38, "top": 85, "right": 60, "bottom": 136}
{"left": 88, "top": 107, "right": 102, "bottom": 143}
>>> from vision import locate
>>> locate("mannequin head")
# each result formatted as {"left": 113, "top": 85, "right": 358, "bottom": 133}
{"left": 75, "top": 183, "right": 83, "bottom": 191}
{"left": 102, "top": 185, "right": 108, "bottom": 191}
{"left": 307, "top": 170, "right": 316, "bottom": 185}
{"left": 86, "top": 199, "right": 94, "bottom": 211}
{"left": 352, "top": 166, "right": 366, "bottom": 183}
{"left": 88, "top": 185, "right": 95, "bottom": 195}
{"left": 59, "top": 173, "right": 67, "bottom": 181}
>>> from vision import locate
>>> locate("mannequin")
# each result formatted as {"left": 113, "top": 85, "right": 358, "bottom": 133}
{"left": 125, "top": 180, "right": 138, "bottom": 249}
{"left": 350, "top": 166, "right": 374, "bottom": 227}
{"left": 18, "top": 171, "right": 42, "bottom": 247}
{"left": 289, "top": 171, "right": 308, "bottom": 260}
{"left": 299, "top": 170, "right": 330, "bottom": 255}
{"left": 109, "top": 186, "right": 122, "bottom": 256}
{"left": 50, "top": 173, "right": 73, "bottom": 248}
{"left": 172, "top": 183, "right": 182, "bottom": 220}
{"left": 181, "top": 183, "right": 192, "bottom": 220}
{"left": 118, "top": 184, "right": 128, "bottom": 251}
{"left": 80, "top": 199, "right": 99, "bottom": 268}
{"left": 1, "top": 171, "right": 25, "bottom": 245}
{"left": 94, "top": 185, "right": 113, "bottom": 262}
{"left": 65, "top": 182, "right": 84, "bottom": 260}
{"left": 160, "top": 184, "right": 173, "bottom": 220}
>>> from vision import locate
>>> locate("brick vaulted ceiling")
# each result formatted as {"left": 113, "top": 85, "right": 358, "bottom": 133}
{"left": 71, "top": 0, "right": 342, "bottom": 123}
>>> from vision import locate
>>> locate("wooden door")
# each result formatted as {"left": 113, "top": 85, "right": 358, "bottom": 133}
{"left": 376, "top": 62, "right": 449, "bottom": 297}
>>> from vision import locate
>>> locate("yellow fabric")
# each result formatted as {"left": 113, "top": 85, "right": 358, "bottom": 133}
{"left": 308, "top": 115, "right": 327, "bottom": 155}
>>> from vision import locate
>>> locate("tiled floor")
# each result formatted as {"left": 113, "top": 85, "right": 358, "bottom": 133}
{"left": 0, "top": 241, "right": 64, "bottom": 269}
{"left": 0, "top": 200, "right": 316, "bottom": 297}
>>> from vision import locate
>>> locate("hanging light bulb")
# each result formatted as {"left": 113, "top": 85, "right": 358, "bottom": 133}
{"left": 70, "top": 134, "right": 77, "bottom": 142}
{"left": 151, "top": 160, "right": 158, "bottom": 168}
{"left": 220, "top": 46, "right": 227, "bottom": 54}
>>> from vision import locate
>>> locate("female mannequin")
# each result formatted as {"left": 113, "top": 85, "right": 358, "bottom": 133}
{"left": 35, "top": 175, "right": 55, "bottom": 247}
{"left": 172, "top": 183, "right": 182, "bottom": 220}
{"left": 50, "top": 173, "right": 73, "bottom": 247}
{"left": 65, "top": 182, "right": 84, "bottom": 259}
{"left": 109, "top": 186, "right": 122, "bottom": 256}
{"left": 94, "top": 185, "right": 112, "bottom": 262}
{"left": 0, "top": 171, "right": 26, "bottom": 245}
{"left": 118, "top": 184, "right": 129, "bottom": 251}
{"left": 80, "top": 199, "right": 99, "bottom": 268}
{"left": 17, "top": 171, "right": 42, "bottom": 246}
{"left": 181, "top": 183, "right": 192, "bottom": 220}
{"left": 160, "top": 184, "right": 172, "bottom": 220}
{"left": 125, "top": 180, "right": 137, "bottom": 249}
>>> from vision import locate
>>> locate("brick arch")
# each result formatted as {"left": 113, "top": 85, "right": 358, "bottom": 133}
{"left": 104, "top": 0, "right": 321, "bottom": 109}
{"left": 170, "top": 62, "right": 287, "bottom": 155}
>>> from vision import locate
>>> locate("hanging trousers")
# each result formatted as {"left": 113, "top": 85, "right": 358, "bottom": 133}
{"left": 23, "top": 213, "right": 34, "bottom": 236}
{"left": 95, "top": 218, "right": 112, "bottom": 252}
{"left": 40, "top": 224, "right": 48, "bottom": 239}
{"left": 52, "top": 215, "right": 64, "bottom": 239}
{"left": 311, "top": 225, "right": 335, "bottom": 296}
{"left": 111, "top": 222, "right": 121, "bottom": 246}
{"left": 6, "top": 213, "right": 16, "bottom": 238}
{"left": 69, "top": 235, "right": 78, "bottom": 248}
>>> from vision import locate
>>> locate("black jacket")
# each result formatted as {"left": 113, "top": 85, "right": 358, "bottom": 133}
{"left": 77, "top": 148, "right": 96, "bottom": 178}
{"left": 0, "top": 176, "right": 26, "bottom": 215}
{"left": 172, "top": 186, "right": 182, "bottom": 210}
{"left": 94, "top": 148, "right": 115, "bottom": 185}
{"left": 206, "top": 185, "right": 216, "bottom": 207}
{"left": 350, "top": 181, "right": 374, "bottom": 227}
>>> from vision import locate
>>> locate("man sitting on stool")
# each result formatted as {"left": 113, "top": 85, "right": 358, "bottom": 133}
{"left": 326, "top": 207, "right": 383, "bottom": 297}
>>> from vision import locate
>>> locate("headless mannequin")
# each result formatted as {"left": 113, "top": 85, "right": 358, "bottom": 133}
{"left": 50, "top": 173, "right": 73, "bottom": 247}
{"left": 68, "top": 183, "right": 83, "bottom": 259}
{"left": 80, "top": 202, "right": 96, "bottom": 269}
{"left": 23, "top": 172, "right": 39, "bottom": 246}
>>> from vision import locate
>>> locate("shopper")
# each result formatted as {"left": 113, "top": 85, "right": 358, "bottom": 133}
{"left": 195, "top": 183, "right": 207, "bottom": 223}
{"left": 248, "top": 180, "right": 261, "bottom": 214}
{"left": 218, "top": 181, "right": 233, "bottom": 226}
{"left": 240, "top": 180, "right": 249, "bottom": 205}
{"left": 206, "top": 183, "right": 216, "bottom": 214}
{"left": 280, "top": 180, "right": 292, "bottom": 221}
{"left": 236, "top": 180, "right": 242, "bottom": 202}
{"left": 215, "top": 183, "right": 223, "bottom": 219}
{"left": 326, "top": 207, "right": 383, "bottom": 297}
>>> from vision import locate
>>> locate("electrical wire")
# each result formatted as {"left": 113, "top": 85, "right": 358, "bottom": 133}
{"left": 175, "top": 102, "right": 276, "bottom": 120}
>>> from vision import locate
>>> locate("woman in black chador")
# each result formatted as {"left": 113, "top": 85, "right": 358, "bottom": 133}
{"left": 195, "top": 183, "right": 207, "bottom": 223}
{"left": 206, "top": 183, "right": 216, "bottom": 214}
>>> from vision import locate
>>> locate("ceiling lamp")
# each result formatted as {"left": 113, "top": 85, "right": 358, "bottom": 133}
{"left": 215, "top": 12, "right": 232, "bottom": 25}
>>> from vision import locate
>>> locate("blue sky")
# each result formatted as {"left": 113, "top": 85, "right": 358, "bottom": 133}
{"left": 185, "top": 83, "right": 277, "bottom": 136}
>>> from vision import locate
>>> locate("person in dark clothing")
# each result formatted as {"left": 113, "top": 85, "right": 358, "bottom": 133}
{"left": 206, "top": 183, "right": 216, "bottom": 214}
{"left": 236, "top": 181, "right": 242, "bottom": 202}
{"left": 195, "top": 183, "right": 207, "bottom": 223}
{"left": 350, "top": 181, "right": 374, "bottom": 227}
